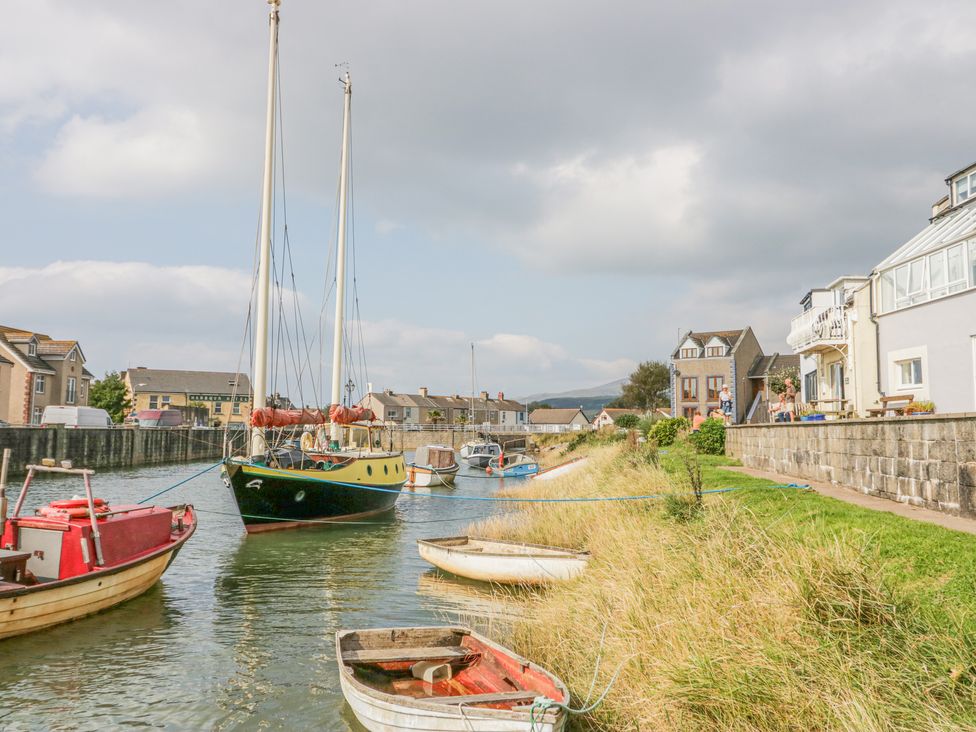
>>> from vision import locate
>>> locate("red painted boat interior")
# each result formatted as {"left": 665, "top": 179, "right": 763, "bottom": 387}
{"left": 348, "top": 634, "right": 565, "bottom": 709}
{"left": 1, "top": 501, "right": 193, "bottom": 585}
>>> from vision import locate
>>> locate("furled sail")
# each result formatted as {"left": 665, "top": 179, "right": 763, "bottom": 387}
{"left": 250, "top": 408, "right": 329, "bottom": 427}
{"left": 329, "top": 404, "right": 376, "bottom": 425}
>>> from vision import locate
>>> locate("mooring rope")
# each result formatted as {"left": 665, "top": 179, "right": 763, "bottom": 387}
{"left": 136, "top": 461, "right": 224, "bottom": 505}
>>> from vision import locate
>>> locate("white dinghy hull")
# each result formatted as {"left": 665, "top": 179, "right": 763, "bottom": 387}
{"left": 417, "top": 536, "right": 589, "bottom": 584}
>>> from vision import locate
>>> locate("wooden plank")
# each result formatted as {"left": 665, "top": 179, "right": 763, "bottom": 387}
{"left": 422, "top": 690, "right": 539, "bottom": 705}
{"left": 343, "top": 645, "right": 476, "bottom": 663}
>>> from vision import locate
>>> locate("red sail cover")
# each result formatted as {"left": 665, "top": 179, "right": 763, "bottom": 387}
{"left": 329, "top": 404, "right": 376, "bottom": 424}
{"left": 250, "top": 408, "right": 328, "bottom": 427}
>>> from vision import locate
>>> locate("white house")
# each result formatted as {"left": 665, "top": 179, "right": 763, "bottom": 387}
{"left": 870, "top": 162, "right": 976, "bottom": 413}
{"left": 592, "top": 408, "right": 643, "bottom": 429}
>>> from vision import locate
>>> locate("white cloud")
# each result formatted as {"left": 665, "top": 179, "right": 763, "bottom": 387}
{"left": 509, "top": 144, "right": 705, "bottom": 272}
{"left": 34, "top": 108, "right": 220, "bottom": 198}
{"left": 0, "top": 260, "right": 635, "bottom": 397}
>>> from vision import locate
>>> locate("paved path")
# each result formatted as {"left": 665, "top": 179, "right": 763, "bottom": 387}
{"left": 723, "top": 465, "right": 976, "bottom": 536}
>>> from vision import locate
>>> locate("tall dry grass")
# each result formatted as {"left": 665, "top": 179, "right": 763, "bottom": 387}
{"left": 470, "top": 445, "right": 976, "bottom": 731}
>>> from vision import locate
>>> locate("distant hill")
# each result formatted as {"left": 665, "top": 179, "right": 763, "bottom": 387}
{"left": 522, "top": 378, "right": 627, "bottom": 404}
{"left": 528, "top": 395, "right": 618, "bottom": 415}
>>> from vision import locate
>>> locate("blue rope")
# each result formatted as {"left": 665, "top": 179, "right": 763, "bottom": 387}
{"left": 136, "top": 461, "right": 224, "bottom": 505}
{"left": 232, "top": 462, "right": 810, "bottom": 504}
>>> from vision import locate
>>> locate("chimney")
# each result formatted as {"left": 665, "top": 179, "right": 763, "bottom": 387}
{"left": 419, "top": 387, "right": 428, "bottom": 397}
{"left": 497, "top": 391, "right": 504, "bottom": 400}
{"left": 367, "top": 382, "right": 373, "bottom": 394}
{"left": 480, "top": 390, "right": 489, "bottom": 400}
{"left": 384, "top": 388, "right": 394, "bottom": 396}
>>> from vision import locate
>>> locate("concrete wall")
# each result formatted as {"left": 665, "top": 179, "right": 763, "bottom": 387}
{"left": 876, "top": 288, "right": 976, "bottom": 413}
{"left": 0, "top": 427, "right": 225, "bottom": 476}
{"left": 727, "top": 415, "right": 976, "bottom": 517}
{"left": 381, "top": 429, "right": 534, "bottom": 452}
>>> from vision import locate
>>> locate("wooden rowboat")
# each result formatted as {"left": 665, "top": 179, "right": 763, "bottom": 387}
{"left": 0, "top": 464, "right": 196, "bottom": 640}
{"left": 417, "top": 536, "right": 589, "bottom": 584}
{"left": 336, "top": 625, "right": 569, "bottom": 731}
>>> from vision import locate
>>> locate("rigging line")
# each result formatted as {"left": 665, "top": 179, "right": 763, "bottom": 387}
{"left": 346, "top": 110, "right": 369, "bottom": 402}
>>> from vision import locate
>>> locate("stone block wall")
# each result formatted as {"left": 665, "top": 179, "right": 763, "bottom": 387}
{"left": 726, "top": 415, "right": 976, "bottom": 517}
{"left": 0, "top": 427, "right": 225, "bottom": 477}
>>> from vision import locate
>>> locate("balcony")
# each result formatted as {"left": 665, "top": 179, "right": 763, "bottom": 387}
{"left": 787, "top": 306, "right": 847, "bottom": 354}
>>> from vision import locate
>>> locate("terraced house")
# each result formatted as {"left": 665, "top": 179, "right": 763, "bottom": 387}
{"left": 0, "top": 325, "right": 92, "bottom": 424}
{"left": 870, "top": 162, "right": 976, "bottom": 413}
{"left": 359, "top": 388, "right": 526, "bottom": 427}
{"left": 124, "top": 368, "right": 252, "bottom": 428}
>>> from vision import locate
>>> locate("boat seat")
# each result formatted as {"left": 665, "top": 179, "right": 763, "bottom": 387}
{"left": 343, "top": 646, "right": 479, "bottom": 664}
{"left": 423, "top": 691, "right": 541, "bottom": 705}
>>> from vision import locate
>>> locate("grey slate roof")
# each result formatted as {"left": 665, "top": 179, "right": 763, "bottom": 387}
{"left": 127, "top": 368, "right": 252, "bottom": 395}
{"left": 747, "top": 353, "right": 800, "bottom": 379}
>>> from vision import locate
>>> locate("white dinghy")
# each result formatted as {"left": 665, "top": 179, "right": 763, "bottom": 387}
{"left": 336, "top": 625, "right": 568, "bottom": 732}
{"left": 417, "top": 536, "right": 590, "bottom": 585}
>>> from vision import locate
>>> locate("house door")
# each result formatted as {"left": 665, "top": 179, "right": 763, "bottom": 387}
{"left": 829, "top": 362, "right": 845, "bottom": 399}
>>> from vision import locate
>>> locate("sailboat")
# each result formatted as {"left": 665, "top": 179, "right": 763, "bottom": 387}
{"left": 223, "top": 0, "right": 405, "bottom": 533}
{"left": 459, "top": 342, "right": 501, "bottom": 468}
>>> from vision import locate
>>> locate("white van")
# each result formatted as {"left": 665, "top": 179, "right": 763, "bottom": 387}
{"left": 40, "top": 406, "right": 113, "bottom": 428}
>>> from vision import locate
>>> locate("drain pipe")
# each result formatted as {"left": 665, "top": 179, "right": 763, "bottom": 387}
{"left": 869, "top": 275, "right": 883, "bottom": 397}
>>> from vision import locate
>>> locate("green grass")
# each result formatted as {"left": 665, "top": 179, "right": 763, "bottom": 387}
{"left": 677, "top": 452, "right": 976, "bottom": 630}
{"left": 472, "top": 444, "right": 976, "bottom": 731}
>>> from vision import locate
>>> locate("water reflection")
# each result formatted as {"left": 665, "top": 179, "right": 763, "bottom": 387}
{"left": 0, "top": 458, "right": 524, "bottom": 730}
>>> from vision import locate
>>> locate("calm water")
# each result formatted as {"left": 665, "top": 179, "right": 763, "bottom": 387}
{"left": 0, "top": 457, "right": 523, "bottom": 731}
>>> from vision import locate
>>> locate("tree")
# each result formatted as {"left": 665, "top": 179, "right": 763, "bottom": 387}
{"left": 427, "top": 409, "right": 444, "bottom": 424}
{"left": 89, "top": 371, "right": 132, "bottom": 423}
{"left": 614, "top": 413, "right": 640, "bottom": 429}
{"left": 527, "top": 401, "right": 552, "bottom": 411}
{"left": 768, "top": 366, "right": 800, "bottom": 398}
{"left": 455, "top": 412, "right": 469, "bottom": 425}
{"left": 610, "top": 361, "right": 671, "bottom": 410}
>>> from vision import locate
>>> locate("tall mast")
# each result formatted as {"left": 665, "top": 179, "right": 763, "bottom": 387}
{"left": 470, "top": 342, "right": 475, "bottom": 427}
{"left": 330, "top": 71, "right": 352, "bottom": 444}
{"left": 250, "top": 0, "right": 281, "bottom": 458}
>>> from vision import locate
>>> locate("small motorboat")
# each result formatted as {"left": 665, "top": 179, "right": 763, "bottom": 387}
{"left": 407, "top": 445, "right": 460, "bottom": 487}
{"left": 417, "top": 536, "right": 590, "bottom": 585}
{"left": 336, "top": 625, "right": 569, "bottom": 731}
{"left": 460, "top": 440, "right": 501, "bottom": 469}
{"left": 486, "top": 453, "right": 539, "bottom": 478}
{"left": 0, "top": 464, "right": 196, "bottom": 640}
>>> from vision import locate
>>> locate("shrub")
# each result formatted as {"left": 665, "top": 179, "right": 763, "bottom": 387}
{"left": 904, "top": 400, "right": 935, "bottom": 414}
{"left": 614, "top": 413, "right": 640, "bottom": 429}
{"left": 663, "top": 493, "right": 704, "bottom": 522}
{"left": 690, "top": 418, "right": 726, "bottom": 455}
{"left": 649, "top": 416, "right": 689, "bottom": 447}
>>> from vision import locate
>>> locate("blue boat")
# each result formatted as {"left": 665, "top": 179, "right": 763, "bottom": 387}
{"left": 486, "top": 453, "right": 540, "bottom": 477}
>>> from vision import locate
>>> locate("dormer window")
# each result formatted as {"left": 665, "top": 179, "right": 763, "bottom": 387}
{"left": 705, "top": 346, "right": 725, "bottom": 357}
{"left": 679, "top": 348, "right": 698, "bottom": 359}
{"left": 28, "top": 341, "right": 36, "bottom": 357}
{"left": 955, "top": 171, "right": 976, "bottom": 205}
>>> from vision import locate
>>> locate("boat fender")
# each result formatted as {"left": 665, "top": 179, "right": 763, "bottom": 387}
{"left": 410, "top": 661, "right": 452, "bottom": 684}
{"left": 485, "top": 466, "right": 492, "bottom": 475}
{"left": 409, "top": 467, "right": 416, "bottom": 485}
{"left": 300, "top": 431, "right": 316, "bottom": 452}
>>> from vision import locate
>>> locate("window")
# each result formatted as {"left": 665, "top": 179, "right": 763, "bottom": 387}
{"left": 28, "top": 342, "right": 36, "bottom": 357}
{"left": 149, "top": 395, "right": 158, "bottom": 409}
{"left": 232, "top": 402, "right": 241, "bottom": 415}
{"left": 386, "top": 409, "right": 397, "bottom": 419}
{"left": 681, "top": 377, "right": 698, "bottom": 400}
{"left": 880, "top": 238, "right": 976, "bottom": 313}
{"left": 66, "top": 377, "right": 76, "bottom": 404}
{"left": 955, "top": 172, "right": 976, "bottom": 204}
{"left": 69, "top": 350, "right": 76, "bottom": 362}
{"left": 706, "top": 376, "right": 722, "bottom": 400}
{"left": 32, "top": 406, "right": 42, "bottom": 425}
{"left": 214, "top": 402, "right": 223, "bottom": 414}
{"left": 162, "top": 395, "right": 171, "bottom": 405}
{"left": 897, "top": 358, "right": 923, "bottom": 386}
{"left": 971, "top": 240, "right": 976, "bottom": 287}
{"left": 705, "top": 346, "right": 724, "bottom": 357}
{"left": 947, "top": 244, "right": 966, "bottom": 293}
{"left": 35, "top": 375, "right": 45, "bottom": 394}
{"left": 803, "top": 370, "right": 818, "bottom": 402}
{"left": 879, "top": 270, "right": 894, "bottom": 313}
{"left": 679, "top": 348, "right": 698, "bottom": 359}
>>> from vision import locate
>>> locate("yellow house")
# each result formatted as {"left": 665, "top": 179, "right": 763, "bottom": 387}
{"left": 124, "top": 368, "right": 252, "bottom": 427}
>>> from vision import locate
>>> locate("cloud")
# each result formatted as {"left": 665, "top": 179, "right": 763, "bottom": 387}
{"left": 0, "top": 261, "right": 634, "bottom": 397}
{"left": 34, "top": 107, "right": 220, "bottom": 197}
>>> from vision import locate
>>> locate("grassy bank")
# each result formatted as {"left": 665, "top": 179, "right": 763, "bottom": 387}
{"left": 471, "top": 443, "right": 976, "bottom": 731}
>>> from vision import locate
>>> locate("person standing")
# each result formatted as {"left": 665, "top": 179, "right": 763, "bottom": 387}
{"left": 719, "top": 384, "right": 733, "bottom": 425}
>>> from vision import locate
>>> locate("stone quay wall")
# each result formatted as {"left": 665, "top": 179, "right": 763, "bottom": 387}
{"left": 383, "top": 429, "right": 533, "bottom": 452}
{"left": 0, "top": 427, "right": 225, "bottom": 476}
{"left": 726, "top": 415, "right": 976, "bottom": 518}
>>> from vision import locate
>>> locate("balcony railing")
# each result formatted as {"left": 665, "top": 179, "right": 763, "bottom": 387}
{"left": 787, "top": 306, "right": 847, "bottom": 353}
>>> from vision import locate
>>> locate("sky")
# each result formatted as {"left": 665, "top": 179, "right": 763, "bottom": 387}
{"left": 2, "top": 0, "right": 975, "bottom": 401}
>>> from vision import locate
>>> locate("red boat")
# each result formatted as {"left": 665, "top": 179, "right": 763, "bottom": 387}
{"left": 0, "top": 463, "right": 196, "bottom": 640}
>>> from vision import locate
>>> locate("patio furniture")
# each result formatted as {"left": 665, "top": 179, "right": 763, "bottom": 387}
{"left": 867, "top": 394, "right": 915, "bottom": 418}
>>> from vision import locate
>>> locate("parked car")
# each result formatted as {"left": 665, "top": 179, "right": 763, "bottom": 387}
{"left": 40, "top": 406, "right": 112, "bottom": 428}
